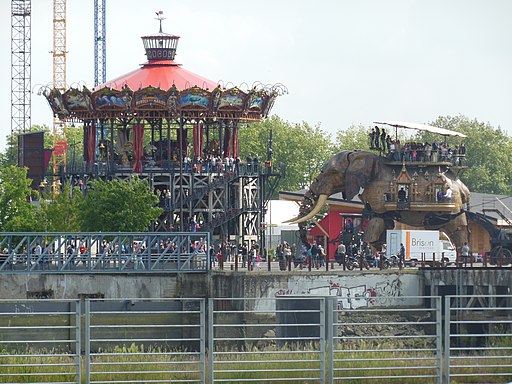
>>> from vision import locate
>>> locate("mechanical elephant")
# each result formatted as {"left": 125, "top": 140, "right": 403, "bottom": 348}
{"left": 288, "top": 150, "right": 470, "bottom": 251}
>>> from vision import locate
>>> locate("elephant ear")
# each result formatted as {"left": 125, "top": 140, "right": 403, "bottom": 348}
{"left": 344, "top": 153, "right": 380, "bottom": 200}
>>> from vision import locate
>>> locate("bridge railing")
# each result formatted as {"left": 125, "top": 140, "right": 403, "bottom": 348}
{"left": 0, "top": 232, "right": 210, "bottom": 273}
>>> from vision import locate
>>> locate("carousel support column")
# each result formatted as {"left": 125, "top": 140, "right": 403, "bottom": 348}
{"left": 108, "top": 118, "right": 115, "bottom": 175}
{"left": 85, "top": 120, "right": 97, "bottom": 175}
{"left": 151, "top": 119, "right": 155, "bottom": 148}
{"left": 83, "top": 120, "right": 88, "bottom": 166}
{"left": 218, "top": 120, "right": 223, "bottom": 161}
{"left": 158, "top": 119, "right": 163, "bottom": 165}
{"left": 205, "top": 120, "right": 210, "bottom": 159}
{"left": 166, "top": 119, "right": 171, "bottom": 172}
{"left": 238, "top": 168, "right": 244, "bottom": 262}
{"left": 179, "top": 114, "right": 184, "bottom": 232}
{"left": 223, "top": 121, "right": 231, "bottom": 159}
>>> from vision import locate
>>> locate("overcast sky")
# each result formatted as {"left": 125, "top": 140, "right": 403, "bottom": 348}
{"left": 1, "top": 0, "right": 512, "bottom": 151}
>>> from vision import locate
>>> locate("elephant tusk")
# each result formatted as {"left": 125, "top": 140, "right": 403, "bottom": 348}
{"left": 286, "top": 194, "right": 329, "bottom": 224}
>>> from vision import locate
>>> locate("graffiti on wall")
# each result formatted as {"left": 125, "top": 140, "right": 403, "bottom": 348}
{"left": 275, "top": 277, "right": 404, "bottom": 310}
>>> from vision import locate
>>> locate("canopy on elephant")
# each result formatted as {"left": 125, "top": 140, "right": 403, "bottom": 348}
{"left": 374, "top": 120, "right": 467, "bottom": 138}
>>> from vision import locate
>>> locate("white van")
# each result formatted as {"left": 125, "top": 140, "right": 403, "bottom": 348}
{"left": 386, "top": 230, "right": 457, "bottom": 266}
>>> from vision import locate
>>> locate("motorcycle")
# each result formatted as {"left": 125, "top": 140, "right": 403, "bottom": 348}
{"left": 345, "top": 255, "right": 370, "bottom": 270}
{"left": 381, "top": 254, "right": 400, "bottom": 269}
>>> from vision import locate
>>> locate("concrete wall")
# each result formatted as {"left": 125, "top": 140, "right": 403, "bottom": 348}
{"left": 0, "top": 273, "right": 184, "bottom": 299}
{"left": 207, "top": 270, "right": 423, "bottom": 310}
{"left": 1, "top": 269, "right": 510, "bottom": 303}
{"left": 423, "top": 268, "right": 512, "bottom": 296}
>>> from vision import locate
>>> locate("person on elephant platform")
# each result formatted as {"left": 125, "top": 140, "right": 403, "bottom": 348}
{"left": 459, "top": 143, "right": 466, "bottom": 165}
{"left": 369, "top": 128, "right": 376, "bottom": 149}
{"left": 388, "top": 140, "right": 396, "bottom": 161}
{"left": 394, "top": 140, "right": 402, "bottom": 161}
{"left": 437, "top": 189, "right": 444, "bottom": 203}
{"left": 444, "top": 187, "right": 453, "bottom": 203}
{"left": 374, "top": 126, "right": 380, "bottom": 149}
{"left": 386, "top": 135, "right": 392, "bottom": 153}
{"left": 424, "top": 143, "right": 432, "bottom": 162}
{"left": 398, "top": 187, "right": 407, "bottom": 202}
{"left": 380, "top": 129, "right": 387, "bottom": 153}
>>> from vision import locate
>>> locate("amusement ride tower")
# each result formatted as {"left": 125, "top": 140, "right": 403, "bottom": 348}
{"left": 44, "top": 13, "right": 286, "bottom": 249}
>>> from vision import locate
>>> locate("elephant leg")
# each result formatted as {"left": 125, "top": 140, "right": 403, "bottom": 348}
{"left": 363, "top": 217, "right": 388, "bottom": 245}
{"left": 442, "top": 214, "right": 470, "bottom": 253}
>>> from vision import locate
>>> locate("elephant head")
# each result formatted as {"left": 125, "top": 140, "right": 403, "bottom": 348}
{"left": 288, "top": 150, "right": 383, "bottom": 224}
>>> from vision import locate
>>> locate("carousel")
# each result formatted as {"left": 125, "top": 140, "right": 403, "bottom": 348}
{"left": 43, "top": 15, "right": 286, "bottom": 247}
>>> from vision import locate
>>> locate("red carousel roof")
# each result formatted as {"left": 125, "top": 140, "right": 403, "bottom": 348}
{"left": 44, "top": 15, "right": 286, "bottom": 122}
{"left": 96, "top": 60, "right": 218, "bottom": 92}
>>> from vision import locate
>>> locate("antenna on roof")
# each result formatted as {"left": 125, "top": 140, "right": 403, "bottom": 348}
{"left": 155, "top": 10, "right": 165, "bottom": 33}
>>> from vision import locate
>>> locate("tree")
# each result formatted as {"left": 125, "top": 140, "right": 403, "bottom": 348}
{"left": 0, "top": 166, "right": 39, "bottom": 232}
{"left": 78, "top": 177, "right": 162, "bottom": 232}
{"left": 239, "top": 115, "right": 334, "bottom": 193}
{"left": 429, "top": 115, "right": 512, "bottom": 195}
{"left": 333, "top": 124, "right": 373, "bottom": 151}
{"left": 38, "top": 183, "right": 83, "bottom": 232}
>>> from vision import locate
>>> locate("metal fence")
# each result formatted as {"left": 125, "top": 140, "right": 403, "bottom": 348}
{"left": 0, "top": 295, "right": 512, "bottom": 383}
{"left": 0, "top": 232, "right": 210, "bottom": 273}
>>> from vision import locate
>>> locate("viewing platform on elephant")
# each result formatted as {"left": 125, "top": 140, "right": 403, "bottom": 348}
{"left": 383, "top": 199, "right": 456, "bottom": 212}
{"left": 382, "top": 160, "right": 468, "bottom": 172}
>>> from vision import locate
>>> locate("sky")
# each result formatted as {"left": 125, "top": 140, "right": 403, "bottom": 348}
{"left": 2, "top": 0, "right": 512, "bottom": 151}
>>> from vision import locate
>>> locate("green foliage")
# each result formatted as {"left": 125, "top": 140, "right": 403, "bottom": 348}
{"left": 78, "top": 177, "right": 162, "bottom": 232}
{"left": 0, "top": 166, "right": 39, "bottom": 232}
{"left": 429, "top": 115, "right": 512, "bottom": 194}
{"left": 38, "top": 183, "right": 82, "bottom": 232}
{"left": 239, "top": 115, "right": 334, "bottom": 193}
{"left": 333, "top": 124, "right": 374, "bottom": 151}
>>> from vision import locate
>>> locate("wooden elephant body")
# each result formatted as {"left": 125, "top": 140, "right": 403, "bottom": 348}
{"left": 290, "top": 150, "right": 470, "bottom": 251}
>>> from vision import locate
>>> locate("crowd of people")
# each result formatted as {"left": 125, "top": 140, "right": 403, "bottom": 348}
{"left": 369, "top": 126, "right": 466, "bottom": 165}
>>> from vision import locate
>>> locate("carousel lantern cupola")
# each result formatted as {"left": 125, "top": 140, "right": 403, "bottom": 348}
{"left": 142, "top": 11, "right": 180, "bottom": 61}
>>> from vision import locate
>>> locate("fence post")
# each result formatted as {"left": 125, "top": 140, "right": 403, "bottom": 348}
{"left": 84, "top": 299, "right": 91, "bottom": 383}
{"left": 444, "top": 296, "right": 451, "bottom": 384}
{"left": 325, "top": 297, "right": 334, "bottom": 384}
{"left": 435, "top": 296, "right": 442, "bottom": 384}
{"left": 319, "top": 298, "right": 326, "bottom": 384}
{"left": 75, "top": 300, "right": 82, "bottom": 384}
{"left": 200, "top": 299, "right": 207, "bottom": 384}
{"left": 208, "top": 299, "right": 214, "bottom": 384}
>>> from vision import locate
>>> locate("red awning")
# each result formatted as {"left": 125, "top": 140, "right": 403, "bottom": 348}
{"left": 95, "top": 61, "right": 218, "bottom": 92}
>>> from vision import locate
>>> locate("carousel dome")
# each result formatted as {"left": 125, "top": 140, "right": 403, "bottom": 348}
{"left": 94, "top": 13, "right": 217, "bottom": 92}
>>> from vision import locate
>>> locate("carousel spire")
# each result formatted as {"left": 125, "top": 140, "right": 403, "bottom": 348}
{"left": 155, "top": 10, "right": 165, "bottom": 33}
{"left": 142, "top": 11, "right": 180, "bottom": 61}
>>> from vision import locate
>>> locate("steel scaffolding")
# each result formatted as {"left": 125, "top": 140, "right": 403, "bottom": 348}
{"left": 11, "top": 0, "right": 31, "bottom": 135}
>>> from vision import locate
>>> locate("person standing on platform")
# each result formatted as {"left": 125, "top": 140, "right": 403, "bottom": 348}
{"left": 399, "top": 243, "right": 406, "bottom": 269}
{"left": 374, "top": 126, "right": 380, "bottom": 150}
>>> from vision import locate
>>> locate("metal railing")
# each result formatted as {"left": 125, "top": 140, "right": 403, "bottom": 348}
{"left": 0, "top": 232, "right": 210, "bottom": 273}
{"left": 0, "top": 299, "right": 82, "bottom": 383}
{"left": 445, "top": 294, "right": 512, "bottom": 383}
{"left": 85, "top": 298, "right": 205, "bottom": 383}
{"left": 1, "top": 295, "right": 512, "bottom": 383}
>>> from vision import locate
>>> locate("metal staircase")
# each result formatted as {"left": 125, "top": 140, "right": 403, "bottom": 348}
{"left": 167, "top": 171, "right": 240, "bottom": 212}
{"left": 482, "top": 197, "right": 512, "bottom": 226}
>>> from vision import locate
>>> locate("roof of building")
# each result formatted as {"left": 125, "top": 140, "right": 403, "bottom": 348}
{"left": 95, "top": 62, "right": 218, "bottom": 92}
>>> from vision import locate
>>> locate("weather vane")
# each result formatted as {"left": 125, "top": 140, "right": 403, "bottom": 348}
{"left": 155, "top": 10, "right": 166, "bottom": 33}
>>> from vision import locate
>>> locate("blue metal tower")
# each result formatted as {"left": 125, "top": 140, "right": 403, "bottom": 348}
{"left": 94, "top": 0, "right": 106, "bottom": 86}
